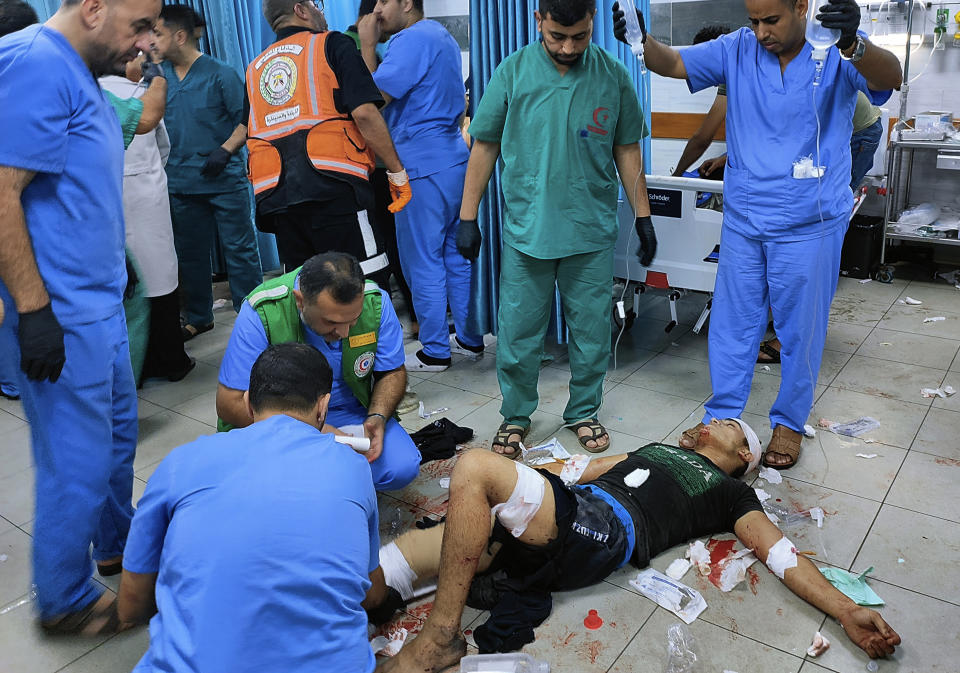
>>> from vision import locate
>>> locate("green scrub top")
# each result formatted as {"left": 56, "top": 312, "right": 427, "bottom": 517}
{"left": 469, "top": 42, "right": 647, "bottom": 259}
{"left": 161, "top": 55, "right": 248, "bottom": 194}
{"left": 104, "top": 90, "right": 143, "bottom": 150}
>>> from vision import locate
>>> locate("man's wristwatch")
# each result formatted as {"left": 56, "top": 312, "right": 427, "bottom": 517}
{"left": 842, "top": 35, "right": 867, "bottom": 63}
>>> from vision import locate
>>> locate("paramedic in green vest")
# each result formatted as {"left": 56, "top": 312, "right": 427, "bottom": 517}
{"left": 216, "top": 252, "right": 421, "bottom": 491}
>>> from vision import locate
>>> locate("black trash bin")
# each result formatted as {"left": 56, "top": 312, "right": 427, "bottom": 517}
{"left": 840, "top": 215, "right": 884, "bottom": 280}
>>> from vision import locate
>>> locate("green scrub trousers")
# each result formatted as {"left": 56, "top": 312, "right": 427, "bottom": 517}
{"left": 498, "top": 243, "right": 613, "bottom": 426}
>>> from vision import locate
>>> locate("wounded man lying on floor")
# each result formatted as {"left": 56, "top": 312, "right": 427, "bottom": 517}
{"left": 371, "top": 419, "right": 900, "bottom": 673}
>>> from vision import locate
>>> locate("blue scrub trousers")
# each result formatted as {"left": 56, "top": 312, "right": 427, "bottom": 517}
{"left": 170, "top": 189, "right": 262, "bottom": 328}
{"left": 4, "top": 309, "right": 138, "bottom": 619}
{"left": 325, "top": 403, "right": 421, "bottom": 492}
{"left": 0, "top": 342, "right": 18, "bottom": 398}
{"left": 704, "top": 222, "right": 846, "bottom": 433}
{"left": 395, "top": 163, "right": 482, "bottom": 359}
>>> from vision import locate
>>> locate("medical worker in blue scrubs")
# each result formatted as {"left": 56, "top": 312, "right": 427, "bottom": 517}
{"left": 359, "top": 0, "right": 485, "bottom": 372}
{"left": 614, "top": 0, "right": 901, "bottom": 467}
{"left": 119, "top": 344, "right": 381, "bottom": 673}
{"left": 0, "top": 0, "right": 160, "bottom": 633}
{"left": 216, "top": 253, "right": 421, "bottom": 491}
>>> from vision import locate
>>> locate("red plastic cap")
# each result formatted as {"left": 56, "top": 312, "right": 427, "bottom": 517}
{"left": 584, "top": 609, "right": 603, "bottom": 630}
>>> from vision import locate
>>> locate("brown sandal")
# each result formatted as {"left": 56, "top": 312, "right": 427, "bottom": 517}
{"left": 492, "top": 422, "right": 529, "bottom": 460}
{"left": 757, "top": 340, "right": 782, "bottom": 364}
{"left": 762, "top": 425, "right": 802, "bottom": 469}
{"left": 679, "top": 422, "right": 705, "bottom": 448}
{"left": 569, "top": 418, "right": 610, "bottom": 453}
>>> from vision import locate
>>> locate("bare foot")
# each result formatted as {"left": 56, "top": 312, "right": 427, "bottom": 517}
{"left": 376, "top": 631, "right": 467, "bottom": 673}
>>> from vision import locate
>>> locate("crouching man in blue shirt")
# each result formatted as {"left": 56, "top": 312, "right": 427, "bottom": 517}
{"left": 118, "top": 343, "right": 382, "bottom": 673}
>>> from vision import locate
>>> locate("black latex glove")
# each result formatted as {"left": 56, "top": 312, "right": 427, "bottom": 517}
{"left": 612, "top": 1, "right": 647, "bottom": 46}
{"left": 141, "top": 59, "right": 164, "bottom": 86}
{"left": 124, "top": 255, "right": 139, "bottom": 301}
{"left": 634, "top": 215, "right": 657, "bottom": 267}
{"left": 816, "top": 0, "right": 861, "bottom": 50}
{"left": 18, "top": 303, "right": 65, "bottom": 383}
{"left": 200, "top": 147, "right": 232, "bottom": 178}
{"left": 456, "top": 218, "right": 482, "bottom": 260}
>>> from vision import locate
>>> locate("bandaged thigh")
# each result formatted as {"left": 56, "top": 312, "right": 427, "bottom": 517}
{"left": 491, "top": 462, "right": 545, "bottom": 538}
{"left": 766, "top": 536, "right": 799, "bottom": 579}
{"left": 380, "top": 541, "right": 418, "bottom": 601}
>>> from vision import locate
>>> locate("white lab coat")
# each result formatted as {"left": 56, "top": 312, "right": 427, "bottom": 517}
{"left": 100, "top": 76, "right": 179, "bottom": 298}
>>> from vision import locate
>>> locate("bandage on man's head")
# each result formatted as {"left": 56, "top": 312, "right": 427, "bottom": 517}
{"left": 729, "top": 418, "right": 762, "bottom": 474}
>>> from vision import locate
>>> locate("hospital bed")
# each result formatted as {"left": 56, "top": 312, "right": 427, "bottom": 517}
{"left": 613, "top": 174, "right": 868, "bottom": 334}
{"left": 614, "top": 175, "right": 724, "bottom": 334}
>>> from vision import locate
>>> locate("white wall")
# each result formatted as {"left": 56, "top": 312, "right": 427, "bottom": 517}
{"left": 424, "top": 0, "right": 471, "bottom": 82}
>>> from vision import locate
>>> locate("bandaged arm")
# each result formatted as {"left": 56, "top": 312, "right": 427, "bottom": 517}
{"left": 734, "top": 511, "right": 900, "bottom": 657}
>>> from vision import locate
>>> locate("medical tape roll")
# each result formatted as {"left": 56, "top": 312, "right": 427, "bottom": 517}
{"left": 491, "top": 462, "right": 545, "bottom": 538}
{"left": 335, "top": 435, "right": 371, "bottom": 453}
{"left": 766, "top": 536, "right": 798, "bottom": 579}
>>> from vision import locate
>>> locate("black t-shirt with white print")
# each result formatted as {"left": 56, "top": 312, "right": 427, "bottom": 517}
{"left": 589, "top": 443, "right": 763, "bottom": 567}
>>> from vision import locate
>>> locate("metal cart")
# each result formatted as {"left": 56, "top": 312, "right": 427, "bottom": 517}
{"left": 877, "top": 0, "right": 960, "bottom": 282}
{"left": 879, "top": 137, "right": 960, "bottom": 282}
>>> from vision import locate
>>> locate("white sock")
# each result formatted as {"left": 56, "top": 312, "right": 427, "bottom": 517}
{"left": 379, "top": 541, "right": 417, "bottom": 601}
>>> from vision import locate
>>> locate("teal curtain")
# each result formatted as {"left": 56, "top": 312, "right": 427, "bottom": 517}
{"left": 24, "top": 0, "right": 54, "bottom": 20}
{"left": 325, "top": 0, "right": 362, "bottom": 32}
{"left": 467, "top": 0, "right": 651, "bottom": 340}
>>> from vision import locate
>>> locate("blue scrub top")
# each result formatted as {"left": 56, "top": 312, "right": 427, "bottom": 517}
{"left": 219, "top": 286, "right": 405, "bottom": 414}
{"left": 161, "top": 55, "right": 248, "bottom": 194}
{"left": 374, "top": 19, "right": 469, "bottom": 178}
{"left": 124, "top": 414, "right": 378, "bottom": 673}
{"left": 0, "top": 26, "right": 126, "bottom": 325}
{"left": 681, "top": 29, "right": 891, "bottom": 241}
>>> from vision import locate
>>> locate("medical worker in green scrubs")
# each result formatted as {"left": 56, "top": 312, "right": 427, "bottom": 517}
{"left": 457, "top": 0, "right": 655, "bottom": 456}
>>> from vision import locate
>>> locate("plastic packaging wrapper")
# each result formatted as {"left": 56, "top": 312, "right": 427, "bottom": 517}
{"left": 898, "top": 202, "right": 940, "bottom": 226}
{"left": 828, "top": 417, "right": 880, "bottom": 437}
{"left": 630, "top": 569, "right": 707, "bottom": 624}
{"left": 460, "top": 653, "right": 551, "bottom": 672}
{"left": 663, "top": 622, "right": 699, "bottom": 673}
{"left": 522, "top": 437, "right": 571, "bottom": 466}
{"left": 819, "top": 566, "right": 885, "bottom": 606}
{"left": 921, "top": 385, "right": 956, "bottom": 398}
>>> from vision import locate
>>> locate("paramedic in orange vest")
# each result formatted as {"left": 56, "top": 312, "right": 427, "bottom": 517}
{"left": 240, "top": 0, "right": 412, "bottom": 276}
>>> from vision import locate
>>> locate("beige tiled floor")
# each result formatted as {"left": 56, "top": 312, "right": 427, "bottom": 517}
{"left": 2, "top": 275, "right": 960, "bottom": 672}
